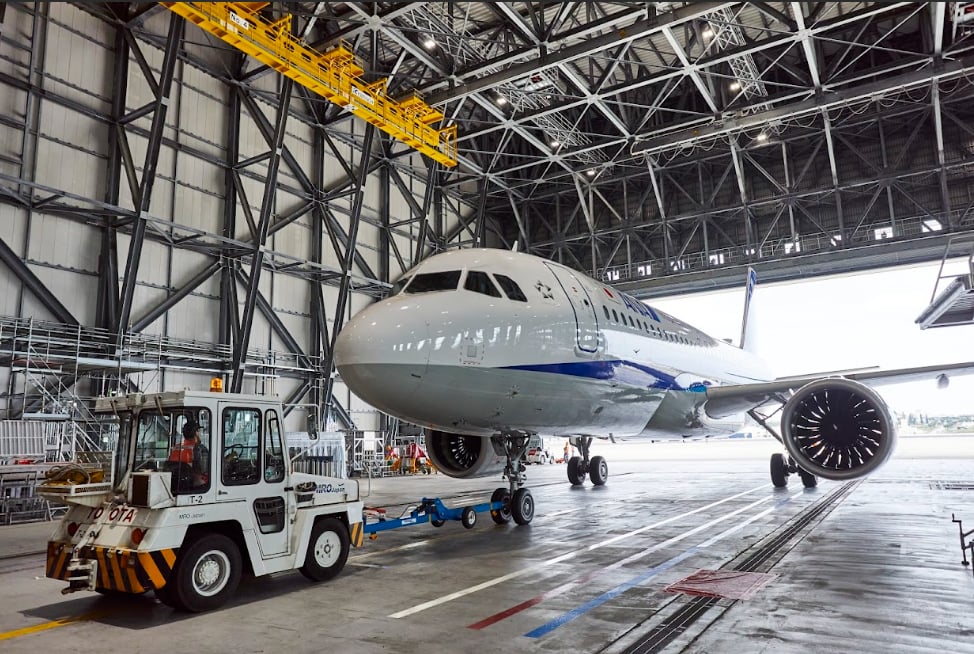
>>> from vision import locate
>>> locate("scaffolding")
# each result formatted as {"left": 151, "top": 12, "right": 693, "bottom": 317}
{"left": 0, "top": 312, "right": 339, "bottom": 523}
{"left": 161, "top": 2, "right": 457, "bottom": 167}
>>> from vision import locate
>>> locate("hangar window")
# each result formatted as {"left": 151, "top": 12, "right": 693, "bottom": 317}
{"left": 464, "top": 271, "right": 502, "bottom": 298}
{"left": 493, "top": 274, "right": 527, "bottom": 302}
{"left": 403, "top": 271, "right": 461, "bottom": 294}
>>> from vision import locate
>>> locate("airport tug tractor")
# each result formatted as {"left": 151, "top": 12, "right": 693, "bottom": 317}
{"left": 37, "top": 387, "right": 365, "bottom": 612}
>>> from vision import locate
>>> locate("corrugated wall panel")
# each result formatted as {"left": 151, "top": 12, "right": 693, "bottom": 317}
{"left": 271, "top": 211, "right": 311, "bottom": 260}
{"left": 35, "top": 105, "right": 107, "bottom": 200}
{"left": 0, "top": 5, "right": 32, "bottom": 77}
{"left": 176, "top": 83, "right": 227, "bottom": 160}
{"left": 26, "top": 213, "right": 100, "bottom": 275}
{"left": 163, "top": 291, "right": 221, "bottom": 343}
{"left": 173, "top": 154, "right": 224, "bottom": 232}
{"left": 276, "top": 311, "right": 309, "bottom": 355}
{"left": 272, "top": 268, "right": 311, "bottom": 315}
{"left": 45, "top": 5, "right": 113, "bottom": 116}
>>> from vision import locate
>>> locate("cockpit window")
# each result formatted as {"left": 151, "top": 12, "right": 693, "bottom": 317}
{"left": 493, "top": 274, "right": 527, "bottom": 302}
{"left": 464, "top": 271, "right": 502, "bottom": 298}
{"left": 390, "top": 276, "right": 412, "bottom": 295}
{"left": 402, "top": 271, "right": 461, "bottom": 294}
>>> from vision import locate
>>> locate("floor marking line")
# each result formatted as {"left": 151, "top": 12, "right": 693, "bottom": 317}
{"left": 524, "top": 490, "right": 802, "bottom": 638}
{"left": 470, "top": 492, "right": 780, "bottom": 630}
{"left": 0, "top": 611, "right": 104, "bottom": 642}
{"left": 389, "top": 484, "right": 768, "bottom": 619}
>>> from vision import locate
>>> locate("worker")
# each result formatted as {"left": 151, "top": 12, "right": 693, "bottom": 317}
{"left": 563, "top": 440, "right": 570, "bottom": 463}
{"left": 168, "top": 420, "right": 210, "bottom": 489}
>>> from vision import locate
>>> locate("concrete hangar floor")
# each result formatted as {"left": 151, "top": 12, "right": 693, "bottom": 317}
{"left": 1, "top": 436, "right": 972, "bottom": 654}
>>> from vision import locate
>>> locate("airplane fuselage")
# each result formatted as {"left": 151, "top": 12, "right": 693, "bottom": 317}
{"left": 335, "top": 249, "right": 774, "bottom": 440}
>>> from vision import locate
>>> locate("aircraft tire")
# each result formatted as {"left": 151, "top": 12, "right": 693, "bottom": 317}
{"left": 589, "top": 456, "right": 608, "bottom": 486}
{"left": 770, "top": 453, "right": 788, "bottom": 488}
{"left": 567, "top": 456, "right": 586, "bottom": 485}
{"left": 511, "top": 488, "right": 535, "bottom": 525}
{"left": 490, "top": 487, "right": 512, "bottom": 525}
{"left": 798, "top": 468, "right": 818, "bottom": 488}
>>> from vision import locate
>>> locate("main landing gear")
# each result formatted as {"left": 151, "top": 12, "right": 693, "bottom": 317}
{"left": 492, "top": 432, "right": 534, "bottom": 526}
{"left": 770, "top": 452, "right": 817, "bottom": 489}
{"left": 747, "top": 407, "right": 817, "bottom": 490}
{"left": 566, "top": 437, "right": 607, "bottom": 487}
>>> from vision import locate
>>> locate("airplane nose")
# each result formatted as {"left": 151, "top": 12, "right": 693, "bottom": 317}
{"left": 334, "top": 300, "right": 430, "bottom": 417}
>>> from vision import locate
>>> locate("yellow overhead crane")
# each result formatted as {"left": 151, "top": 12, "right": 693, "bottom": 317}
{"left": 161, "top": 2, "right": 458, "bottom": 167}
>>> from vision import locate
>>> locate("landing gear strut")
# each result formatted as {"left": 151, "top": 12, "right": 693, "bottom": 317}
{"left": 566, "top": 437, "right": 608, "bottom": 487}
{"left": 496, "top": 432, "right": 534, "bottom": 525}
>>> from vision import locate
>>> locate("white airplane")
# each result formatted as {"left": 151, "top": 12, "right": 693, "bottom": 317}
{"left": 334, "top": 248, "right": 974, "bottom": 525}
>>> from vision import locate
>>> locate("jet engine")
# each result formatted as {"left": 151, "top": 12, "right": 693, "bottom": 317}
{"left": 425, "top": 430, "right": 506, "bottom": 478}
{"left": 780, "top": 378, "right": 896, "bottom": 480}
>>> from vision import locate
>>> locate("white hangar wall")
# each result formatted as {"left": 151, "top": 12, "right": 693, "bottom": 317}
{"left": 0, "top": 3, "right": 473, "bottom": 432}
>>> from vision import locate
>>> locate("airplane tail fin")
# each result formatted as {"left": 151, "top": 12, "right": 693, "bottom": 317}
{"left": 739, "top": 267, "right": 759, "bottom": 353}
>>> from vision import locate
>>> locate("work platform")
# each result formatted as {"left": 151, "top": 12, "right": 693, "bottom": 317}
{"left": 916, "top": 234, "right": 974, "bottom": 330}
{"left": 1, "top": 436, "right": 973, "bottom": 653}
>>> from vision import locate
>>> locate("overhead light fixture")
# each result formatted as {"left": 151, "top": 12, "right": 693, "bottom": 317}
{"left": 550, "top": 139, "right": 560, "bottom": 148}
{"left": 586, "top": 168, "right": 596, "bottom": 176}
{"left": 702, "top": 27, "right": 714, "bottom": 39}
{"left": 756, "top": 132, "right": 768, "bottom": 142}
{"left": 496, "top": 94, "right": 508, "bottom": 106}
{"left": 423, "top": 37, "right": 437, "bottom": 50}
{"left": 729, "top": 81, "right": 741, "bottom": 91}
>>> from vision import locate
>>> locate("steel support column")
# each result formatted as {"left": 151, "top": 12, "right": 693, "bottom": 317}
{"left": 230, "top": 77, "right": 294, "bottom": 394}
{"left": 321, "top": 124, "right": 377, "bottom": 419}
{"left": 219, "top": 55, "right": 245, "bottom": 354}
{"left": 115, "top": 15, "right": 183, "bottom": 334}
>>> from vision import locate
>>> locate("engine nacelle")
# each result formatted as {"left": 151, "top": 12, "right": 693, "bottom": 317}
{"left": 425, "top": 430, "right": 507, "bottom": 479}
{"left": 780, "top": 378, "right": 896, "bottom": 480}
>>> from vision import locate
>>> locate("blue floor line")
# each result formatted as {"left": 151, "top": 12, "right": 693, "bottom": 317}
{"left": 524, "top": 491, "right": 798, "bottom": 639}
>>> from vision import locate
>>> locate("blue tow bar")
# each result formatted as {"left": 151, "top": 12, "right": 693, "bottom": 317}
{"left": 363, "top": 497, "right": 504, "bottom": 536}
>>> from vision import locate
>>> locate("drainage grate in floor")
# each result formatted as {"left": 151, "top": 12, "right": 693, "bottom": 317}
{"left": 929, "top": 482, "right": 974, "bottom": 490}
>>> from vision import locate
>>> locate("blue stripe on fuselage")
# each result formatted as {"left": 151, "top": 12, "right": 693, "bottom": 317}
{"left": 502, "top": 360, "right": 703, "bottom": 392}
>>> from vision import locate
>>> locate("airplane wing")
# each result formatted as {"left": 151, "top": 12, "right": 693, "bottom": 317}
{"left": 704, "top": 360, "right": 974, "bottom": 418}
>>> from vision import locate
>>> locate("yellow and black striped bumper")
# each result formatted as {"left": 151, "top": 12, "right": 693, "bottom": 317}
{"left": 47, "top": 541, "right": 178, "bottom": 594}
{"left": 350, "top": 521, "right": 364, "bottom": 547}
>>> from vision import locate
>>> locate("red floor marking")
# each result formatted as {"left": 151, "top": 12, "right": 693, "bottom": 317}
{"left": 467, "top": 567, "right": 604, "bottom": 629}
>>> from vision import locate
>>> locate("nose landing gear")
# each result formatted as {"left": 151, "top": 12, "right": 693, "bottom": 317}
{"left": 495, "top": 432, "right": 535, "bottom": 525}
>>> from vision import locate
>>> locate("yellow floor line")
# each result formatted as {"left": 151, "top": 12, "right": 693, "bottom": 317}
{"left": 0, "top": 611, "right": 103, "bottom": 641}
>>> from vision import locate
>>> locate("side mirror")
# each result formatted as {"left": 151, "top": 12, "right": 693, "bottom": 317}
{"left": 307, "top": 411, "right": 319, "bottom": 441}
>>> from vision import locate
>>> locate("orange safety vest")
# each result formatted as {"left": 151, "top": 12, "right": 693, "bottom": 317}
{"left": 168, "top": 440, "right": 196, "bottom": 464}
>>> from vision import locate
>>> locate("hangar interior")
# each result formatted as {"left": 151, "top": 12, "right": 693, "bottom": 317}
{"left": 0, "top": 2, "right": 973, "bottom": 651}
{"left": 0, "top": 2, "right": 973, "bottom": 449}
